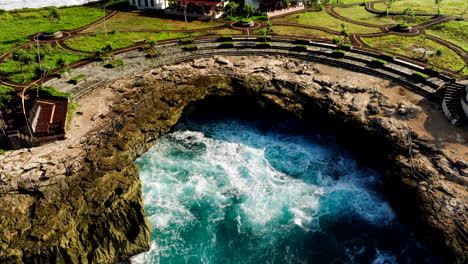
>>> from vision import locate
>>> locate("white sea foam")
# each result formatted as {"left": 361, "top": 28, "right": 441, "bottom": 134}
{"left": 134, "top": 119, "right": 416, "bottom": 263}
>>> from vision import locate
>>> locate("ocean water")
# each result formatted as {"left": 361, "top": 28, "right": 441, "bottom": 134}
{"left": 134, "top": 115, "right": 440, "bottom": 264}
{"left": 0, "top": 0, "right": 100, "bottom": 10}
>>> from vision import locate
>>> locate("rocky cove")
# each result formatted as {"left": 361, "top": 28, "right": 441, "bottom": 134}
{"left": 0, "top": 56, "right": 466, "bottom": 263}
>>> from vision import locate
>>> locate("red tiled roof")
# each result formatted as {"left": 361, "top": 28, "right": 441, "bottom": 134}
{"left": 31, "top": 99, "right": 67, "bottom": 137}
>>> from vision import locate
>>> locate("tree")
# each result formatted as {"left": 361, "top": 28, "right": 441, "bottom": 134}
{"left": 282, "top": 0, "right": 291, "bottom": 9}
{"left": 384, "top": 0, "right": 394, "bottom": 16}
{"left": 12, "top": 49, "right": 33, "bottom": 82}
{"left": 244, "top": 4, "right": 256, "bottom": 18}
{"left": 182, "top": 2, "right": 188, "bottom": 23}
{"left": 226, "top": 1, "right": 239, "bottom": 17}
{"left": 48, "top": 7, "right": 61, "bottom": 33}
{"left": 435, "top": 0, "right": 443, "bottom": 16}
{"left": 340, "top": 23, "right": 349, "bottom": 43}
{"left": 265, "top": 19, "right": 274, "bottom": 35}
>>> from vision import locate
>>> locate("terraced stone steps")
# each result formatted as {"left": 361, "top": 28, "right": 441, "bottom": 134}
{"left": 442, "top": 82, "right": 467, "bottom": 126}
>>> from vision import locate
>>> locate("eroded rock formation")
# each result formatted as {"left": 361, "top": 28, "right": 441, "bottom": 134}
{"left": 0, "top": 56, "right": 466, "bottom": 263}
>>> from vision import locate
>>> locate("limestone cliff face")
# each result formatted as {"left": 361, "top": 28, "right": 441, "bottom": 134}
{"left": 0, "top": 65, "right": 466, "bottom": 263}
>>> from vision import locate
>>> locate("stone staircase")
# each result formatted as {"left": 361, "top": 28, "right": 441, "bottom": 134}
{"left": 442, "top": 82, "right": 468, "bottom": 126}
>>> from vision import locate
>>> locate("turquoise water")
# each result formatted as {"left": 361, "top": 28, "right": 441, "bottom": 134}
{"left": 134, "top": 115, "right": 440, "bottom": 264}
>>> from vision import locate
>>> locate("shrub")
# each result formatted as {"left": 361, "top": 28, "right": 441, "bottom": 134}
{"left": 371, "top": 58, "right": 387, "bottom": 66}
{"left": 69, "top": 74, "right": 86, "bottom": 85}
{"left": 332, "top": 37, "right": 343, "bottom": 44}
{"left": 256, "top": 42, "right": 271, "bottom": 48}
{"left": 332, "top": 49, "right": 346, "bottom": 57}
{"left": 341, "top": 43, "right": 352, "bottom": 51}
{"left": 96, "top": 53, "right": 114, "bottom": 61}
{"left": 0, "top": 85, "right": 15, "bottom": 107}
{"left": 183, "top": 45, "right": 198, "bottom": 51}
{"left": 379, "top": 52, "right": 394, "bottom": 61}
{"left": 218, "top": 35, "right": 233, "bottom": 41}
{"left": 435, "top": 48, "right": 443, "bottom": 56}
{"left": 219, "top": 42, "right": 234, "bottom": 48}
{"left": 257, "top": 35, "right": 271, "bottom": 41}
{"left": 53, "top": 67, "right": 73, "bottom": 78}
{"left": 104, "top": 59, "right": 124, "bottom": 68}
{"left": 180, "top": 38, "right": 194, "bottom": 44}
{"left": 145, "top": 51, "right": 161, "bottom": 58}
{"left": 411, "top": 71, "right": 429, "bottom": 81}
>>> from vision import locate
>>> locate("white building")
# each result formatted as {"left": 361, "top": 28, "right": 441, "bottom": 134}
{"left": 129, "top": 0, "right": 168, "bottom": 10}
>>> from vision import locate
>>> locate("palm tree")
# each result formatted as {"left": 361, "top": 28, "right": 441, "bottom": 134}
{"left": 226, "top": 2, "right": 239, "bottom": 17}
{"left": 340, "top": 23, "right": 349, "bottom": 43}
{"left": 244, "top": 4, "right": 256, "bottom": 18}
{"left": 384, "top": 0, "right": 394, "bottom": 16}
{"left": 48, "top": 7, "right": 61, "bottom": 33}
{"left": 57, "top": 57, "right": 67, "bottom": 69}
{"left": 435, "top": 0, "right": 443, "bottom": 16}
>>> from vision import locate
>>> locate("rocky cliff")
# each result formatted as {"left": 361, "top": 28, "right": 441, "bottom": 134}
{"left": 0, "top": 56, "right": 466, "bottom": 263}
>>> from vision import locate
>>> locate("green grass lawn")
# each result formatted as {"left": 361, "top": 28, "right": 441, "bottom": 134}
{"left": 362, "top": 35, "right": 467, "bottom": 74}
{"left": 84, "top": 11, "right": 225, "bottom": 33}
{"left": 272, "top": 26, "right": 335, "bottom": 40}
{"left": 64, "top": 32, "right": 186, "bottom": 52}
{"left": 0, "top": 7, "right": 105, "bottom": 55}
{"left": 335, "top": 5, "right": 431, "bottom": 26}
{"left": 0, "top": 44, "right": 88, "bottom": 84}
{"left": 273, "top": 10, "right": 381, "bottom": 34}
{"left": 373, "top": 0, "right": 467, "bottom": 16}
{"left": 426, "top": 20, "right": 468, "bottom": 51}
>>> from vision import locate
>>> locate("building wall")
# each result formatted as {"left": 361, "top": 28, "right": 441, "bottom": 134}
{"left": 130, "top": 0, "right": 168, "bottom": 10}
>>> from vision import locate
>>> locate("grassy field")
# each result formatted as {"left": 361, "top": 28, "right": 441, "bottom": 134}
{"left": 273, "top": 10, "right": 381, "bottom": 34}
{"left": 212, "top": 28, "right": 243, "bottom": 35}
{"left": 426, "top": 20, "right": 468, "bottom": 51}
{"left": 84, "top": 12, "right": 224, "bottom": 33}
{"left": 64, "top": 32, "right": 187, "bottom": 52}
{"left": 0, "top": 7, "right": 105, "bottom": 55}
{"left": 373, "top": 0, "right": 468, "bottom": 16}
{"left": 362, "top": 35, "right": 467, "bottom": 74}
{"left": 0, "top": 43, "right": 88, "bottom": 84}
{"left": 272, "top": 26, "right": 335, "bottom": 40}
{"left": 335, "top": 5, "right": 431, "bottom": 25}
